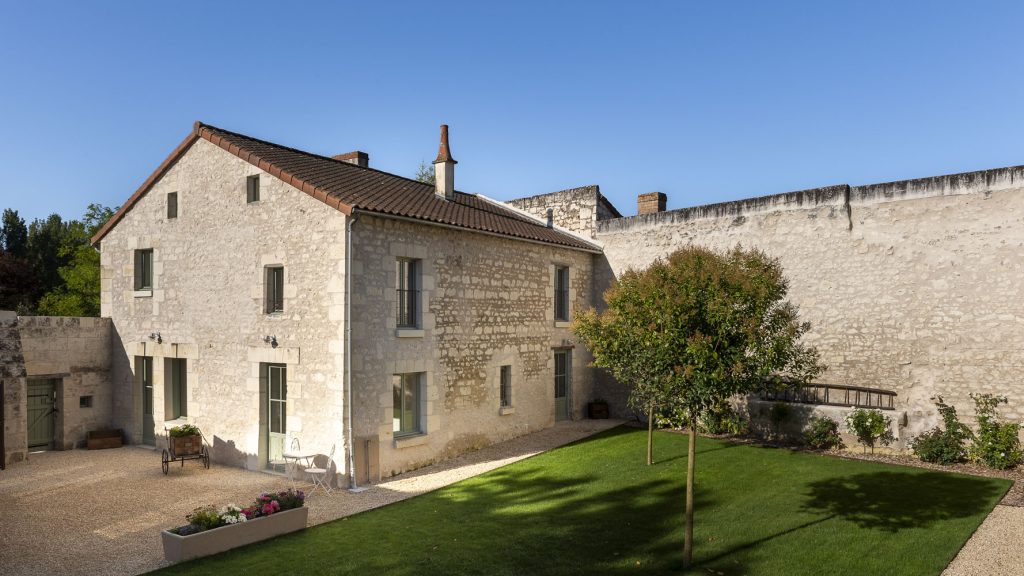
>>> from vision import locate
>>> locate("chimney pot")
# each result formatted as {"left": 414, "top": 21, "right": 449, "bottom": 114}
{"left": 546, "top": 208, "right": 554, "bottom": 228}
{"left": 433, "top": 124, "right": 457, "bottom": 201}
{"left": 638, "top": 192, "right": 667, "bottom": 215}
{"left": 333, "top": 151, "right": 369, "bottom": 167}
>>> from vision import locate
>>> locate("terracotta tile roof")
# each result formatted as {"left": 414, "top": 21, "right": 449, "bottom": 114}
{"left": 93, "top": 122, "right": 600, "bottom": 253}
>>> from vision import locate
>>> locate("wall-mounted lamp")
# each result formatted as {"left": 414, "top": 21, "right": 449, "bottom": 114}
{"left": 149, "top": 332, "right": 162, "bottom": 344}
{"left": 263, "top": 335, "right": 278, "bottom": 348}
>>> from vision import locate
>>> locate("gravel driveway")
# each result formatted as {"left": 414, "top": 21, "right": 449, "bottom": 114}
{"left": 0, "top": 419, "right": 621, "bottom": 576}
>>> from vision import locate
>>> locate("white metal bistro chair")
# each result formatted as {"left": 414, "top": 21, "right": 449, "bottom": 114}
{"left": 305, "top": 444, "right": 336, "bottom": 495}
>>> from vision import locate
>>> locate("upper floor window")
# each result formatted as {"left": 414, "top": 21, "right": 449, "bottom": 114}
{"left": 396, "top": 258, "right": 420, "bottom": 329}
{"left": 500, "top": 365, "right": 512, "bottom": 408}
{"left": 554, "top": 266, "right": 570, "bottom": 321}
{"left": 247, "top": 175, "right": 260, "bottom": 203}
{"left": 167, "top": 192, "right": 178, "bottom": 219}
{"left": 265, "top": 266, "right": 284, "bottom": 314}
{"left": 134, "top": 249, "right": 153, "bottom": 291}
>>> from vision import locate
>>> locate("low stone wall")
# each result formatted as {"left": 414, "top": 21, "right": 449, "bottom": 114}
{"left": 1, "top": 311, "right": 28, "bottom": 467}
{"left": 744, "top": 398, "right": 908, "bottom": 451}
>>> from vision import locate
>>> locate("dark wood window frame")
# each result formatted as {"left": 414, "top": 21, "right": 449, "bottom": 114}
{"left": 554, "top": 266, "right": 570, "bottom": 321}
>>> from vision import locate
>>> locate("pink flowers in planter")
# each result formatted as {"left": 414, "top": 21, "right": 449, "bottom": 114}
{"left": 173, "top": 489, "right": 305, "bottom": 534}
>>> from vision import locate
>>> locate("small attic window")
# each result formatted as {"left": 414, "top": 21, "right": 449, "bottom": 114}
{"left": 247, "top": 175, "right": 260, "bottom": 203}
{"left": 167, "top": 192, "right": 178, "bottom": 219}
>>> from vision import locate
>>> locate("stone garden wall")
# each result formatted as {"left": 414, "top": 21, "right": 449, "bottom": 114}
{"left": 594, "top": 166, "right": 1024, "bottom": 436}
{"left": 1, "top": 311, "right": 27, "bottom": 466}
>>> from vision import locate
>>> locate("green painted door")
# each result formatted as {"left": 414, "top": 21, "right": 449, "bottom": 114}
{"left": 554, "top": 351, "right": 571, "bottom": 421}
{"left": 137, "top": 356, "right": 155, "bottom": 445}
{"left": 267, "top": 364, "right": 287, "bottom": 468}
{"left": 27, "top": 379, "right": 57, "bottom": 450}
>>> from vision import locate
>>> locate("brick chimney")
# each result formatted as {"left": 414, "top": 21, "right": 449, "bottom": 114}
{"left": 638, "top": 192, "right": 667, "bottom": 215}
{"left": 333, "top": 151, "right": 369, "bottom": 167}
{"left": 433, "top": 125, "right": 456, "bottom": 201}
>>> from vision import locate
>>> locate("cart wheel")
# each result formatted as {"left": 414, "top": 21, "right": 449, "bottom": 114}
{"left": 161, "top": 449, "right": 170, "bottom": 475}
{"left": 202, "top": 446, "right": 210, "bottom": 469}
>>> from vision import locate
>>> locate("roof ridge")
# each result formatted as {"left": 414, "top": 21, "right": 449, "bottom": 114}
{"left": 197, "top": 121, "right": 450, "bottom": 194}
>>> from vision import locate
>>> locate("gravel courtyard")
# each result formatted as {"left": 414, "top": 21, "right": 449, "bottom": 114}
{"left": 0, "top": 419, "right": 621, "bottom": 576}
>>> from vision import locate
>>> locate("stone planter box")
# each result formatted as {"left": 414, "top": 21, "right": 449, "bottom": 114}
{"left": 87, "top": 429, "right": 123, "bottom": 450}
{"left": 161, "top": 507, "right": 308, "bottom": 563}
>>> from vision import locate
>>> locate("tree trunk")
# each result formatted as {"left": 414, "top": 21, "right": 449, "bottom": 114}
{"left": 646, "top": 405, "right": 654, "bottom": 466}
{"left": 684, "top": 419, "right": 696, "bottom": 568}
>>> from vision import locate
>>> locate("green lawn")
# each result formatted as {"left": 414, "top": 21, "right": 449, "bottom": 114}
{"left": 156, "top": 426, "right": 1010, "bottom": 576}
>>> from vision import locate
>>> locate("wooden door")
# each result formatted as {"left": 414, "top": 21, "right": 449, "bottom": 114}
{"left": 27, "top": 379, "right": 57, "bottom": 450}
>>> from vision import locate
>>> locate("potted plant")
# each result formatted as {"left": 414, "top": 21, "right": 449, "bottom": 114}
{"left": 588, "top": 398, "right": 610, "bottom": 419}
{"left": 87, "top": 429, "right": 123, "bottom": 450}
{"left": 168, "top": 423, "right": 203, "bottom": 456}
{"left": 162, "top": 489, "right": 307, "bottom": 562}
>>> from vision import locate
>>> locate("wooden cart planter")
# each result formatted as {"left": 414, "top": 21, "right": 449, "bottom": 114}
{"left": 162, "top": 430, "right": 210, "bottom": 474}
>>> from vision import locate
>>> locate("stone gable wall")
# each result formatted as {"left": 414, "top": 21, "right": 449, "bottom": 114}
{"left": 507, "top": 186, "right": 607, "bottom": 238}
{"left": 100, "top": 138, "right": 349, "bottom": 470}
{"left": 595, "top": 166, "right": 1024, "bottom": 436}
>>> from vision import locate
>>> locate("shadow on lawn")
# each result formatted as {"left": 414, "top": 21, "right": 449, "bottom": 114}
{"left": 801, "top": 470, "right": 1006, "bottom": 532}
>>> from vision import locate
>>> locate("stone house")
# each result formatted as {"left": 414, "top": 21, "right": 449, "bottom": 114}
{"left": 87, "top": 122, "right": 602, "bottom": 482}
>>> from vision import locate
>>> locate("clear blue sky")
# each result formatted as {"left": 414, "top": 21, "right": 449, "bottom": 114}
{"left": 2, "top": 1, "right": 1023, "bottom": 223}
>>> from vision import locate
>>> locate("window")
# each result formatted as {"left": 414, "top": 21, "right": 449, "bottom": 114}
{"left": 165, "top": 358, "right": 187, "bottom": 420}
{"left": 134, "top": 249, "right": 153, "bottom": 291}
{"left": 247, "top": 175, "right": 260, "bottom": 203}
{"left": 79, "top": 395, "right": 93, "bottom": 408}
{"left": 554, "top": 266, "right": 570, "bottom": 321}
{"left": 396, "top": 258, "right": 420, "bottom": 328}
{"left": 393, "top": 373, "right": 422, "bottom": 436}
{"left": 500, "top": 365, "right": 512, "bottom": 408}
{"left": 167, "top": 192, "right": 178, "bottom": 219}
{"left": 265, "top": 266, "right": 284, "bottom": 313}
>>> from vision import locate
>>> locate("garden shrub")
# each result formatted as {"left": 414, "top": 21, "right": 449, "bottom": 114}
{"left": 699, "top": 400, "right": 749, "bottom": 435}
{"left": 968, "top": 393, "right": 1023, "bottom": 470}
{"left": 910, "top": 396, "right": 972, "bottom": 464}
{"left": 804, "top": 416, "right": 844, "bottom": 450}
{"left": 845, "top": 408, "right": 894, "bottom": 453}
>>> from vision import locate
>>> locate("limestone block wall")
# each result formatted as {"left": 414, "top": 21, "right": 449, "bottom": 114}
{"left": 596, "top": 166, "right": 1024, "bottom": 436}
{"left": 1, "top": 311, "right": 27, "bottom": 466}
{"left": 507, "top": 185, "right": 620, "bottom": 238}
{"left": 100, "top": 138, "right": 349, "bottom": 471}
{"left": 350, "top": 215, "right": 597, "bottom": 477}
{"left": 18, "top": 316, "right": 112, "bottom": 449}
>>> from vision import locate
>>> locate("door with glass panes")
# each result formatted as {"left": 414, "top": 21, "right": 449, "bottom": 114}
{"left": 266, "top": 364, "right": 287, "bottom": 467}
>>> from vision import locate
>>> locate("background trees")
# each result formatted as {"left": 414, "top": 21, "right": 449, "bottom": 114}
{"left": 0, "top": 203, "right": 115, "bottom": 316}
{"left": 574, "top": 245, "right": 824, "bottom": 567}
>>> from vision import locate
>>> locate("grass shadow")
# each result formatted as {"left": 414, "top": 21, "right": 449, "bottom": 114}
{"left": 801, "top": 470, "right": 1010, "bottom": 532}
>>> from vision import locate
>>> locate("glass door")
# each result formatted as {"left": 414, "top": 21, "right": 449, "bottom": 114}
{"left": 267, "top": 364, "right": 287, "bottom": 467}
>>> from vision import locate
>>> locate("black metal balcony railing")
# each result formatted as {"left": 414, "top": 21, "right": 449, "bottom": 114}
{"left": 396, "top": 289, "right": 420, "bottom": 328}
{"left": 760, "top": 383, "right": 897, "bottom": 411}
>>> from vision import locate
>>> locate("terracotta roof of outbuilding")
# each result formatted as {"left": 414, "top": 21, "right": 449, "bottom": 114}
{"left": 92, "top": 122, "right": 601, "bottom": 252}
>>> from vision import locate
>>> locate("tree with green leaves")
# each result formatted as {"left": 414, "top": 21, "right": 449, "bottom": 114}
{"left": 37, "top": 204, "right": 115, "bottom": 317}
{"left": 1, "top": 208, "right": 29, "bottom": 257}
{"left": 414, "top": 161, "right": 436, "bottom": 185}
{"left": 574, "top": 245, "right": 823, "bottom": 568}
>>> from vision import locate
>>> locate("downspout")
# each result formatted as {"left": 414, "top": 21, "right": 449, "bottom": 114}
{"left": 345, "top": 212, "right": 360, "bottom": 490}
